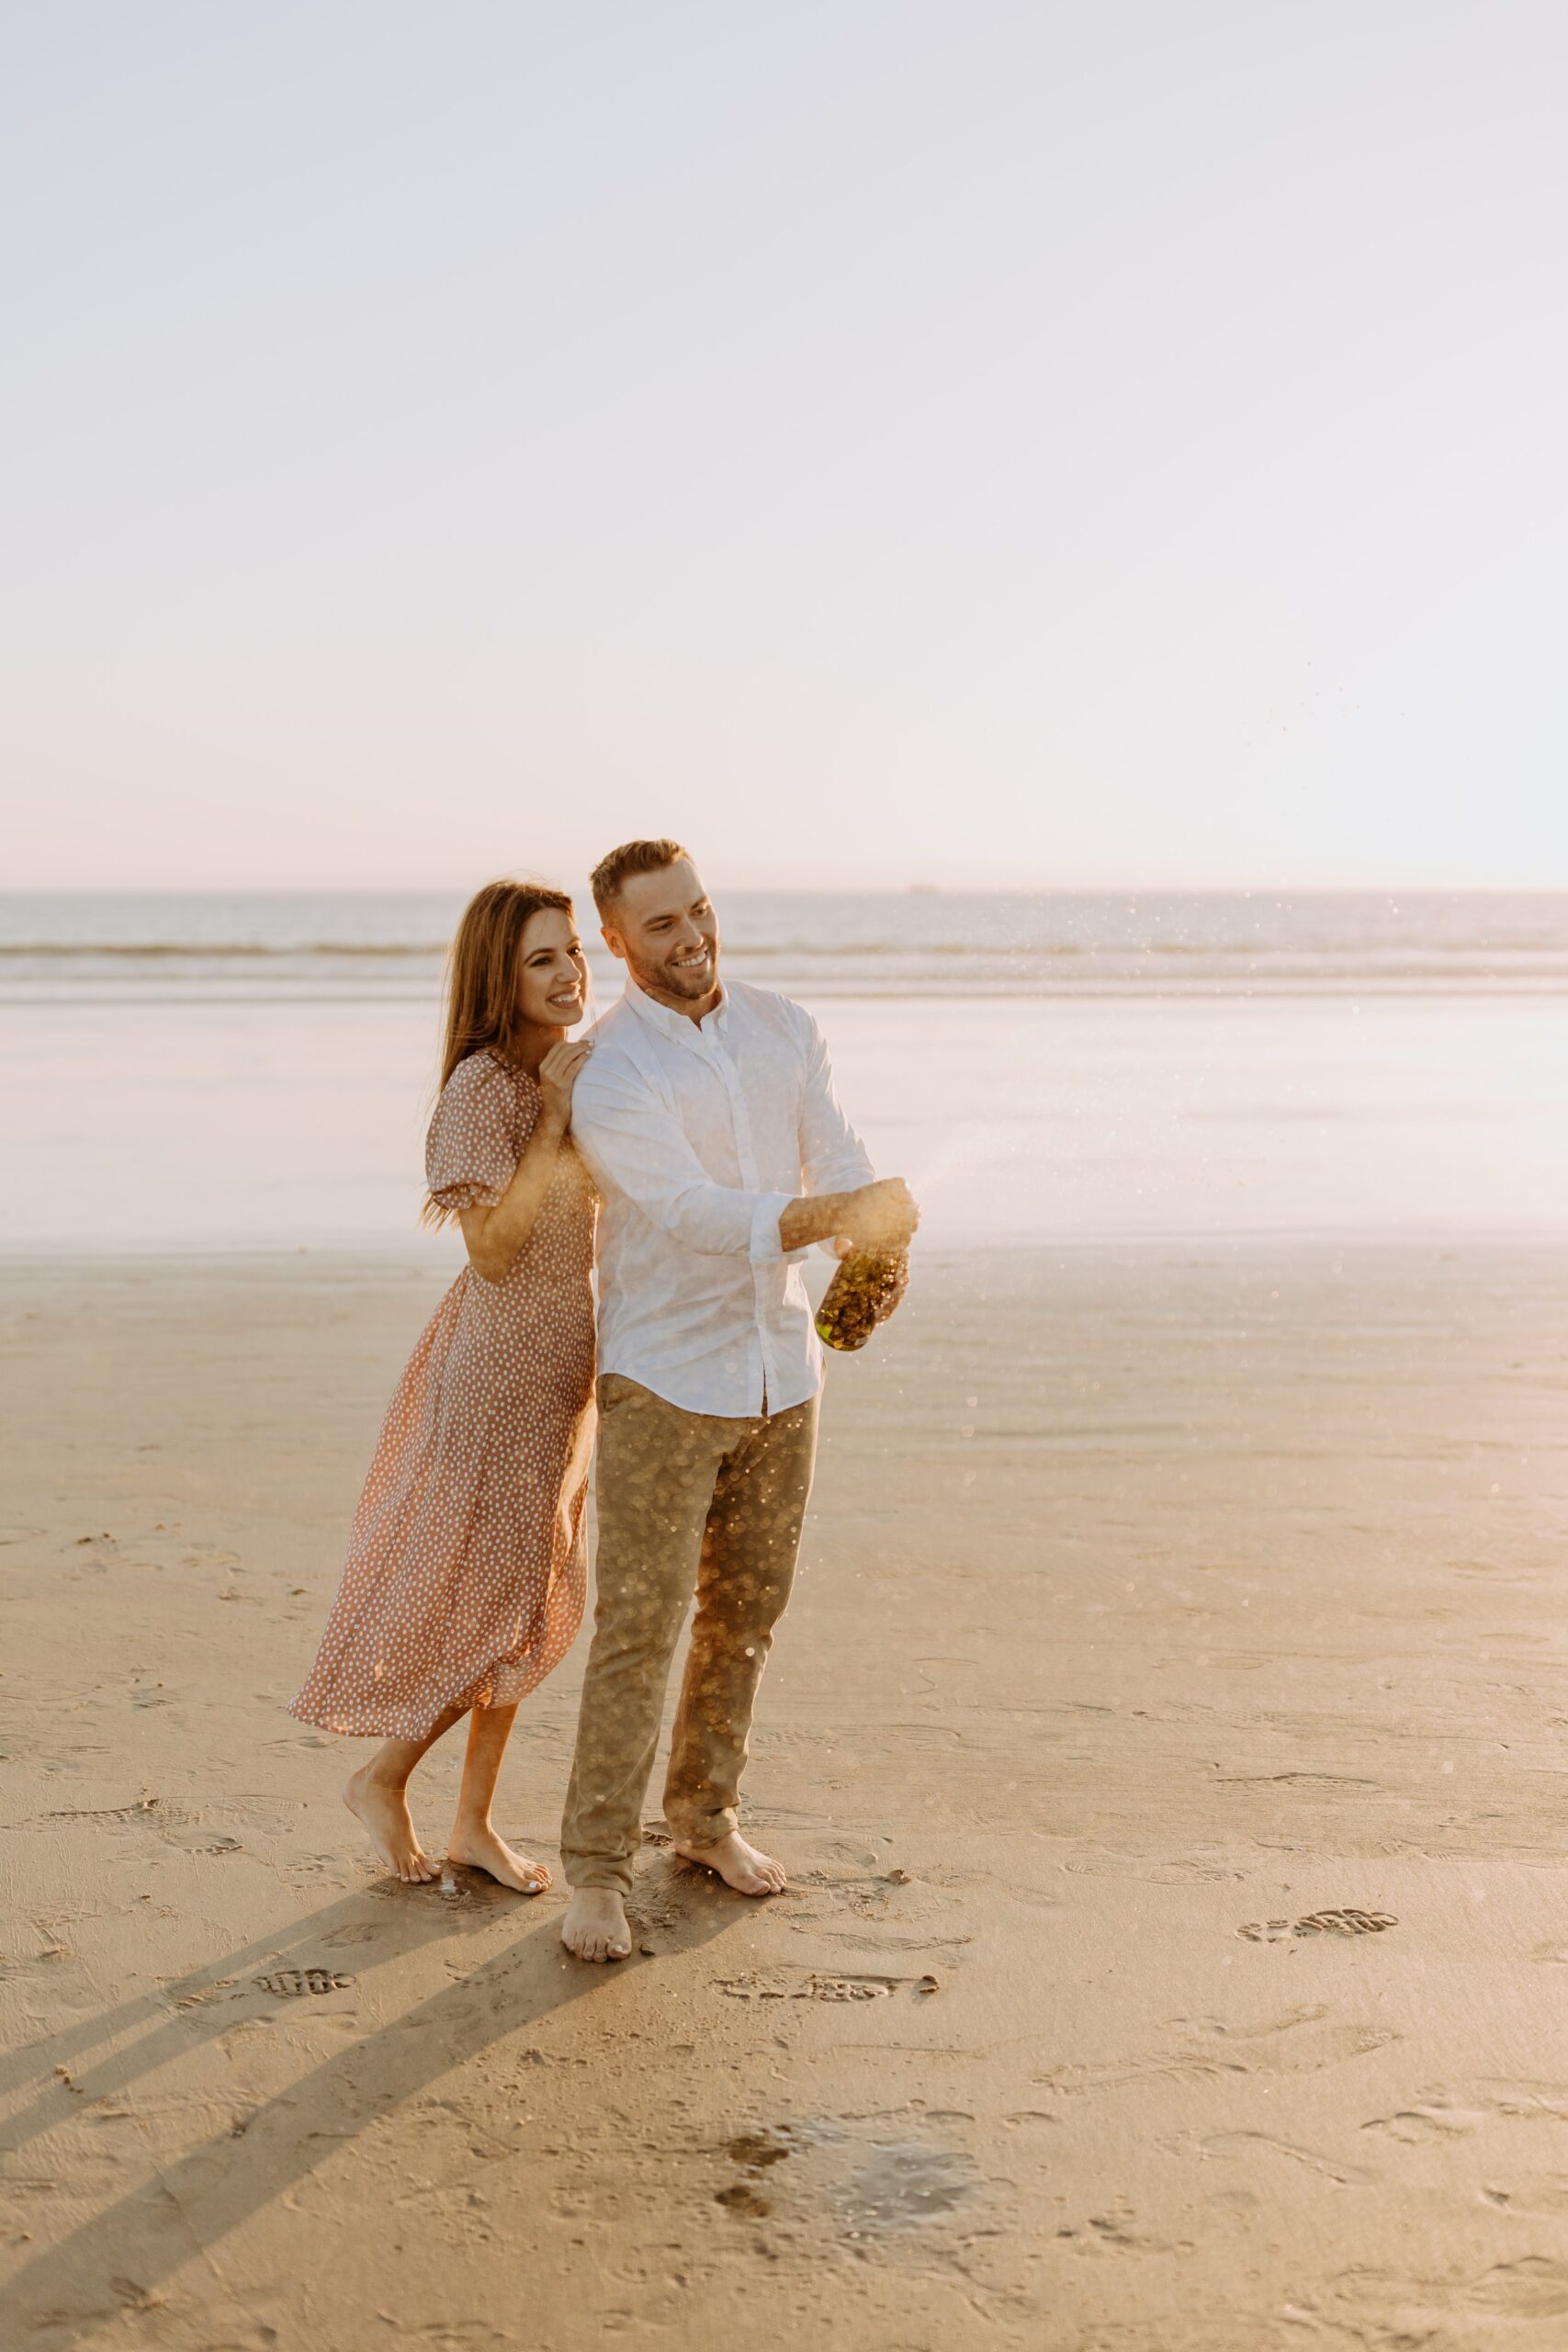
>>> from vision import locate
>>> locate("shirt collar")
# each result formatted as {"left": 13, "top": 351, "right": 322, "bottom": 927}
{"left": 622, "top": 974, "right": 728, "bottom": 1045}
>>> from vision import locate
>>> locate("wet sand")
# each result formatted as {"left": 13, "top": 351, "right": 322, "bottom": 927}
{"left": 3, "top": 1242, "right": 1568, "bottom": 2350}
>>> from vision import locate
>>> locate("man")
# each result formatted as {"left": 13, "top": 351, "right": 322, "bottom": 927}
{"left": 558, "top": 840, "right": 919, "bottom": 1962}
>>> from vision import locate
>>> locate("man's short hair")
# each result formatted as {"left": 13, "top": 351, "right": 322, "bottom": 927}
{"left": 591, "top": 838, "right": 690, "bottom": 916}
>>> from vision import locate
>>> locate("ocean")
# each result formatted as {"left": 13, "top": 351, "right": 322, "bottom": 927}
{"left": 4, "top": 890, "right": 1564, "bottom": 1252}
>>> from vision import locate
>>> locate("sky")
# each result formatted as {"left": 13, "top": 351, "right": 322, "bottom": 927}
{"left": 3, "top": 1, "right": 1564, "bottom": 893}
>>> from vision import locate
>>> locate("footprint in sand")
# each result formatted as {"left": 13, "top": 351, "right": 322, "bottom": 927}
{"left": 254, "top": 1967, "right": 356, "bottom": 1997}
{"left": 1362, "top": 2102, "right": 1483, "bottom": 2142}
{"left": 1188, "top": 2127, "right": 1375, "bottom": 2186}
{"left": 716, "top": 1970, "right": 938, "bottom": 2003}
{"left": 1041, "top": 2017, "right": 1394, "bottom": 2098}
{"left": 1461, "top": 2257, "right": 1568, "bottom": 2320}
{"left": 1238, "top": 1908, "right": 1398, "bottom": 1942}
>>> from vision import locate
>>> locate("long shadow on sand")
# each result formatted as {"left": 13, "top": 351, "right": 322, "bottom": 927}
{"left": 0, "top": 1880, "right": 462, "bottom": 2120}
{"left": 4, "top": 1868, "right": 747, "bottom": 2347}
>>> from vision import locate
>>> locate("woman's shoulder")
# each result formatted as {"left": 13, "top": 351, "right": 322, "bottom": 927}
{"left": 431, "top": 1049, "right": 528, "bottom": 1132}
{"left": 440, "top": 1048, "right": 537, "bottom": 1101}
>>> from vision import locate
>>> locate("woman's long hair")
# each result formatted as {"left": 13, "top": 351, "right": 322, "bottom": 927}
{"left": 423, "top": 877, "right": 577, "bottom": 1227}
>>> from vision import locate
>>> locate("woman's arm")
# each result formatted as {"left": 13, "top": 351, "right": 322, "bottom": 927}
{"left": 458, "top": 1039, "right": 592, "bottom": 1283}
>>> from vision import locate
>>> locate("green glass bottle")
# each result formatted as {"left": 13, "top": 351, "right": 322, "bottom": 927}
{"left": 815, "top": 1246, "right": 910, "bottom": 1353}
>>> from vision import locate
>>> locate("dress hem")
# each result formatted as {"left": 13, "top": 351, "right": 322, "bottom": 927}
{"left": 287, "top": 1639, "right": 565, "bottom": 1744}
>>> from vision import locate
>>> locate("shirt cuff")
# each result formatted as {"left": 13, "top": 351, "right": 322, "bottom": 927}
{"left": 748, "top": 1191, "right": 797, "bottom": 1263}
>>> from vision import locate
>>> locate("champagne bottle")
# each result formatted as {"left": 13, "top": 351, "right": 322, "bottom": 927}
{"left": 815, "top": 1245, "right": 910, "bottom": 1353}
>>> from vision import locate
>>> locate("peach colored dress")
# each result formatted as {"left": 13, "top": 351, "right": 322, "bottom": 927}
{"left": 290, "top": 1050, "right": 597, "bottom": 1740}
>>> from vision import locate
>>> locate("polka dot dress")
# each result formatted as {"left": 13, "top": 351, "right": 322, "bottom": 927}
{"left": 290, "top": 1050, "right": 597, "bottom": 1741}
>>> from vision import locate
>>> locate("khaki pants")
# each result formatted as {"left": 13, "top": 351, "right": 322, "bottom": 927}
{"left": 560, "top": 1373, "right": 819, "bottom": 1894}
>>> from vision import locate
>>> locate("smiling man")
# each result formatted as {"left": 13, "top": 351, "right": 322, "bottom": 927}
{"left": 558, "top": 839, "right": 919, "bottom": 1962}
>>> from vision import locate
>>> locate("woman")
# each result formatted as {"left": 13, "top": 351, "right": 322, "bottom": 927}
{"left": 290, "top": 879, "right": 596, "bottom": 1893}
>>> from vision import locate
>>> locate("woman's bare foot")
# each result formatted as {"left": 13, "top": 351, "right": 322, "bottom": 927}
{"left": 672, "top": 1830, "right": 787, "bottom": 1895}
{"left": 447, "top": 1819, "right": 550, "bottom": 1894}
{"left": 344, "top": 1766, "right": 440, "bottom": 1883}
{"left": 560, "top": 1888, "right": 632, "bottom": 1962}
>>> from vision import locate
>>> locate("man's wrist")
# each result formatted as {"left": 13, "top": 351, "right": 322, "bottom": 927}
{"left": 778, "top": 1191, "right": 855, "bottom": 1252}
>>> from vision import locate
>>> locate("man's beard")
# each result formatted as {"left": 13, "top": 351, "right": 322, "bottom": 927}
{"left": 632, "top": 943, "right": 718, "bottom": 1001}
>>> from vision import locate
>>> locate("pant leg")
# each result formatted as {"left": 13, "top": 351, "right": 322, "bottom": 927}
{"left": 559, "top": 1377, "right": 737, "bottom": 1893}
{"left": 663, "top": 1389, "right": 820, "bottom": 1852}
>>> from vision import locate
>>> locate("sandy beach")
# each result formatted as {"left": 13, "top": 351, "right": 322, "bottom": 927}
{"left": 3, "top": 1241, "right": 1566, "bottom": 2348}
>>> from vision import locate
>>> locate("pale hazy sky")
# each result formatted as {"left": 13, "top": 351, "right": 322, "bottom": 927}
{"left": 4, "top": 2, "right": 1564, "bottom": 891}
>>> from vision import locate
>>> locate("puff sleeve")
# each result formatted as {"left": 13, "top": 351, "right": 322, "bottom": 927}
{"left": 425, "top": 1053, "right": 528, "bottom": 1212}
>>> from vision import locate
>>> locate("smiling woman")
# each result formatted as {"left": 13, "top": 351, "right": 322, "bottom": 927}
{"left": 287, "top": 875, "right": 599, "bottom": 1896}
{"left": 424, "top": 880, "right": 595, "bottom": 1280}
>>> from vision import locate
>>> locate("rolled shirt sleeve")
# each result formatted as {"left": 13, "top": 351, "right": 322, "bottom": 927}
{"left": 571, "top": 1059, "right": 795, "bottom": 1262}
{"left": 748, "top": 1188, "right": 795, "bottom": 1262}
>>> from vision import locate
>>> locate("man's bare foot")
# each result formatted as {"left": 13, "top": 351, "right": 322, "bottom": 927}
{"left": 447, "top": 1820, "right": 550, "bottom": 1894}
{"left": 672, "top": 1830, "right": 787, "bottom": 1895}
{"left": 560, "top": 1888, "right": 632, "bottom": 1962}
{"left": 344, "top": 1766, "right": 440, "bottom": 1883}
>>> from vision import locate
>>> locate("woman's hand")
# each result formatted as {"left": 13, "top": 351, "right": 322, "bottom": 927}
{"left": 539, "top": 1038, "right": 593, "bottom": 1134}
{"left": 460, "top": 1041, "right": 594, "bottom": 1282}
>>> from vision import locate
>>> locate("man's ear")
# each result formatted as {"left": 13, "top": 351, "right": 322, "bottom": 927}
{"left": 601, "top": 921, "right": 627, "bottom": 964}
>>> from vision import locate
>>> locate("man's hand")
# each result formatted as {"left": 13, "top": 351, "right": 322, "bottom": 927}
{"left": 839, "top": 1178, "right": 919, "bottom": 1252}
{"left": 778, "top": 1176, "right": 919, "bottom": 1257}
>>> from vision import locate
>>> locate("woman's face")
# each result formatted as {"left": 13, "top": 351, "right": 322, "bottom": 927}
{"left": 516, "top": 907, "right": 588, "bottom": 1028}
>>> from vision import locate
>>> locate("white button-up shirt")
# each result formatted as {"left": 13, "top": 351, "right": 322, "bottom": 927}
{"left": 569, "top": 977, "right": 876, "bottom": 1417}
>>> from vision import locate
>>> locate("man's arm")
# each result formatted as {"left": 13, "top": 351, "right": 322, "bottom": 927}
{"left": 570, "top": 1057, "right": 794, "bottom": 1261}
{"left": 779, "top": 1179, "right": 919, "bottom": 1255}
{"left": 570, "top": 1050, "right": 917, "bottom": 1261}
